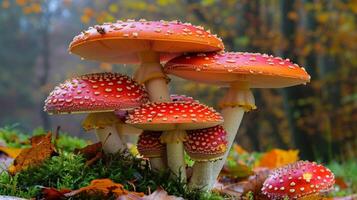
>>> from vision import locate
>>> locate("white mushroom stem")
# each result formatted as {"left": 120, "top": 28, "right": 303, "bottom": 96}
{"left": 135, "top": 51, "right": 171, "bottom": 102}
{"left": 150, "top": 156, "right": 167, "bottom": 172}
{"left": 209, "top": 82, "right": 256, "bottom": 189}
{"left": 96, "top": 125, "right": 126, "bottom": 154}
{"left": 161, "top": 130, "right": 187, "bottom": 181}
{"left": 116, "top": 124, "right": 142, "bottom": 144}
{"left": 189, "top": 161, "right": 212, "bottom": 191}
{"left": 135, "top": 51, "right": 187, "bottom": 176}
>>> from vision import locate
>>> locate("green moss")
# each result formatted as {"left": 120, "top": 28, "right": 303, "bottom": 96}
{"left": 0, "top": 151, "right": 223, "bottom": 200}
{"left": 327, "top": 160, "right": 357, "bottom": 196}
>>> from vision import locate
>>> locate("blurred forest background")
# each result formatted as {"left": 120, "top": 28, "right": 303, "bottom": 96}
{"left": 0, "top": 0, "right": 356, "bottom": 163}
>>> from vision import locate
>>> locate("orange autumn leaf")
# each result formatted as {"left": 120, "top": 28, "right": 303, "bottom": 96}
{"left": 0, "top": 146, "right": 22, "bottom": 158}
{"left": 233, "top": 144, "right": 248, "bottom": 155}
{"left": 65, "top": 179, "right": 144, "bottom": 198}
{"left": 256, "top": 149, "right": 299, "bottom": 169}
{"left": 8, "top": 133, "right": 57, "bottom": 175}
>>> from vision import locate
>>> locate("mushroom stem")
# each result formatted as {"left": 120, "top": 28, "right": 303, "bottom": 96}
{"left": 136, "top": 51, "right": 180, "bottom": 174}
{"left": 150, "top": 156, "right": 167, "bottom": 172}
{"left": 189, "top": 161, "right": 212, "bottom": 191}
{"left": 116, "top": 124, "right": 142, "bottom": 144}
{"left": 96, "top": 125, "right": 126, "bottom": 154}
{"left": 166, "top": 139, "right": 186, "bottom": 181}
{"left": 161, "top": 129, "right": 187, "bottom": 181}
{"left": 136, "top": 51, "right": 171, "bottom": 102}
{"left": 209, "top": 83, "right": 255, "bottom": 189}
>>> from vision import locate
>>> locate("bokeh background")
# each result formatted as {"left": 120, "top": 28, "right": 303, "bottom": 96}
{"left": 0, "top": 0, "right": 356, "bottom": 162}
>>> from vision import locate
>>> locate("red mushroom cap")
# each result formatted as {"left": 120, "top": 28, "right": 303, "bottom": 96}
{"left": 137, "top": 131, "right": 165, "bottom": 158}
{"left": 126, "top": 102, "right": 223, "bottom": 131}
{"left": 170, "top": 94, "right": 197, "bottom": 103}
{"left": 184, "top": 125, "right": 227, "bottom": 161}
{"left": 164, "top": 52, "right": 310, "bottom": 88}
{"left": 262, "top": 161, "right": 335, "bottom": 199}
{"left": 69, "top": 19, "right": 224, "bottom": 64}
{"left": 44, "top": 73, "right": 149, "bottom": 114}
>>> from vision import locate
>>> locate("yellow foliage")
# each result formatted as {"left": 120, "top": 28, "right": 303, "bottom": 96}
{"left": 256, "top": 149, "right": 299, "bottom": 169}
{"left": 233, "top": 144, "right": 248, "bottom": 155}
{"left": 2, "top": 0, "right": 10, "bottom": 9}
{"left": 15, "top": 0, "right": 27, "bottom": 6}
{"left": 108, "top": 4, "right": 118, "bottom": 13}
{"left": 31, "top": 3, "right": 41, "bottom": 13}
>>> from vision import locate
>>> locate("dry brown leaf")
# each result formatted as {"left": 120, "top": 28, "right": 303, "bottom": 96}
{"left": 64, "top": 179, "right": 144, "bottom": 198}
{"left": 215, "top": 168, "right": 271, "bottom": 200}
{"left": 256, "top": 149, "right": 299, "bottom": 169}
{"left": 0, "top": 146, "right": 22, "bottom": 158}
{"left": 40, "top": 187, "right": 72, "bottom": 200}
{"left": 74, "top": 142, "right": 103, "bottom": 166}
{"left": 8, "top": 133, "right": 57, "bottom": 175}
{"left": 142, "top": 187, "right": 184, "bottom": 200}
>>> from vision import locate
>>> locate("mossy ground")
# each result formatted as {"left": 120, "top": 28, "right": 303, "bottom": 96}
{"left": 0, "top": 126, "right": 224, "bottom": 199}
{"left": 0, "top": 125, "right": 355, "bottom": 199}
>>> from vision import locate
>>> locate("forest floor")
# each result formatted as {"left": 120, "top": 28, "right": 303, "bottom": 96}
{"left": 0, "top": 125, "right": 355, "bottom": 200}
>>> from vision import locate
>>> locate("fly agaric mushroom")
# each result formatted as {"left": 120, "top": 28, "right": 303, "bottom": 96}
{"left": 126, "top": 101, "right": 223, "bottom": 180}
{"left": 137, "top": 131, "right": 166, "bottom": 171}
{"left": 164, "top": 52, "right": 311, "bottom": 189}
{"left": 262, "top": 161, "right": 335, "bottom": 199}
{"left": 184, "top": 125, "right": 227, "bottom": 190}
{"left": 44, "top": 72, "right": 148, "bottom": 153}
{"left": 69, "top": 19, "right": 224, "bottom": 102}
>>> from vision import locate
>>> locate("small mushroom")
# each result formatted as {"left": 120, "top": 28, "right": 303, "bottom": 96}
{"left": 126, "top": 101, "right": 223, "bottom": 181}
{"left": 184, "top": 125, "right": 227, "bottom": 190}
{"left": 262, "top": 161, "right": 335, "bottom": 199}
{"left": 137, "top": 131, "right": 167, "bottom": 171}
{"left": 44, "top": 72, "right": 148, "bottom": 154}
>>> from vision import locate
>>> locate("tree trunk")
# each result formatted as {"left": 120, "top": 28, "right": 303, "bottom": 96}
{"left": 39, "top": 2, "right": 51, "bottom": 130}
{"left": 280, "top": 0, "right": 316, "bottom": 160}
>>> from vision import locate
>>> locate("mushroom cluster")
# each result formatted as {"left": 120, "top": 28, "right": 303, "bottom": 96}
{"left": 43, "top": 19, "right": 316, "bottom": 192}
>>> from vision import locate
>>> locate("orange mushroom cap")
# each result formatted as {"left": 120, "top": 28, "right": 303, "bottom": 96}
{"left": 164, "top": 52, "right": 311, "bottom": 88}
{"left": 137, "top": 131, "right": 165, "bottom": 158}
{"left": 69, "top": 19, "right": 224, "bottom": 64}
{"left": 184, "top": 125, "right": 227, "bottom": 161}
{"left": 126, "top": 102, "right": 223, "bottom": 131}
{"left": 262, "top": 161, "right": 335, "bottom": 199}
{"left": 44, "top": 72, "right": 149, "bottom": 114}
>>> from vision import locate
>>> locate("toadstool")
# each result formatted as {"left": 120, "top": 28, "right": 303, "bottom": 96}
{"left": 262, "top": 161, "right": 335, "bottom": 199}
{"left": 69, "top": 19, "right": 224, "bottom": 102}
{"left": 184, "top": 125, "right": 227, "bottom": 190}
{"left": 44, "top": 72, "right": 148, "bottom": 153}
{"left": 137, "top": 131, "right": 166, "bottom": 171}
{"left": 164, "top": 52, "right": 311, "bottom": 188}
{"left": 126, "top": 101, "right": 223, "bottom": 180}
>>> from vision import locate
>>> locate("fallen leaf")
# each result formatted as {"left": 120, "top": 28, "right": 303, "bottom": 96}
{"left": 74, "top": 142, "right": 103, "bottom": 166}
{"left": 215, "top": 169, "right": 270, "bottom": 200}
{"left": 40, "top": 187, "right": 72, "bottom": 200}
{"left": 142, "top": 187, "right": 184, "bottom": 200}
{"left": 334, "top": 176, "right": 348, "bottom": 189}
{"left": 0, "top": 146, "right": 22, "bottom": 158}
{"left": 256, "top": 149, "right": 299, "bottom": 169}
{"left": 8, "top": 133, "right": 57, "bottom": 175}
{"left": 64, "top": 179, "right": 144, "bottom": 198}
{"left": 220, "top": 163, "right": 253, "bottom": 178}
